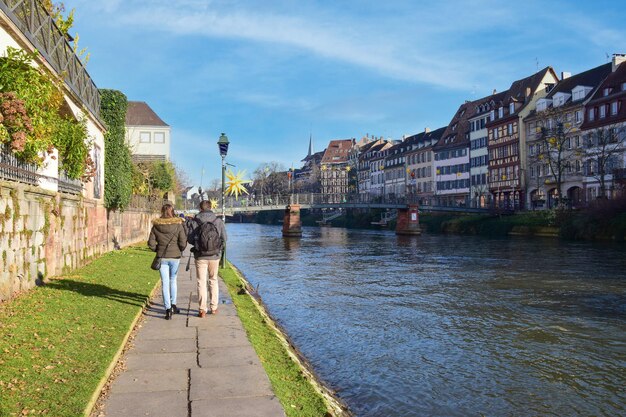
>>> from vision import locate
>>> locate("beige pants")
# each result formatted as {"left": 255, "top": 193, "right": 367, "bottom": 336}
{"left": 196, "top": 259, "right": 220, "bottom": 312}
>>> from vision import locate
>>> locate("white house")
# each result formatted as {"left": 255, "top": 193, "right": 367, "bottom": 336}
{"left": 125, "top": 101, "right": 171, "bottom": 162}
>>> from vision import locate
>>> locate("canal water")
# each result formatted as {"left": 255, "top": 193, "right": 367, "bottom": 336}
{"left": 226, "top": 223, "right": 626, "bottom": 417}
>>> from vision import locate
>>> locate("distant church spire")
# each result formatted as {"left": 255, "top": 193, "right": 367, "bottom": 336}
{"left": 307, "top": 133, "right": 313, "bottom": 157}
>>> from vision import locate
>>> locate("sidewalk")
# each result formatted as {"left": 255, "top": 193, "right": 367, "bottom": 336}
{"left": 98, "top": 252, "right": 286, "bottom": 417}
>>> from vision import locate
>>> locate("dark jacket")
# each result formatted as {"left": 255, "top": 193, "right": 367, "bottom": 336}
{"left": 148, "top": 217, "right": 187, "bottom": 259}
{"left": 188, "top": 210, "right": 227, "bottom": 260}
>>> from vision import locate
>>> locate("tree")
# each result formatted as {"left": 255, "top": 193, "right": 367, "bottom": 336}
{"left": 252, "top": 162, "right": 288, "bottom": 196}
{"left": 583, "top": 125, "right": 625, "bottom": 199}
{"left": 529, "top": 108, "right": 579, "bottom": 206}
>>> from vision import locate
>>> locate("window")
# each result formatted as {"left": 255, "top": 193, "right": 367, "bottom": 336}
{"left": 154, "top": 132, "right": 165, "bottom": 144}
{"left": 603, "top": 88, "right": 611, "bottom": 96}
{"left": 507, "top": 123, "right": 513, "bottom": 135}
{"left": 139, "top": 132, "right": 151, "bottom": 143}
{"left": 575, "top": 110, "right": 582, "bottom": 122}
{"left": 623, "top": 82, "right": 626, "bottom": 91}
{"left": 509, "top": 103, "right": 515, "bottom": 114}
{"left": 498, "top": 107, "right": 504, "bottom": 118}
{"left": 599, "top": 105, "right": 606, "bottom": 119}
{"left": 611, "top": 101, "right": 619, "bottom": 115}
{"left": 588, "top": 108, "right": 595, "bottom": 121}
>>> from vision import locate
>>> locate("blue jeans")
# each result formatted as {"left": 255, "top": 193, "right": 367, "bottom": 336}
{"left": 159, "top": 258, "right": 180, "bottom": 310}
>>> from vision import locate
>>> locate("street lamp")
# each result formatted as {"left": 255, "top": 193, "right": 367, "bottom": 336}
{"left": 217, "top": 133, "right": 229, "bottom": 268}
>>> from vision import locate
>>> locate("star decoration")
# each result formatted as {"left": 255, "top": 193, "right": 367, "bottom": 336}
{"left": 225, "top": 169, "right": 251, "bottom": 199}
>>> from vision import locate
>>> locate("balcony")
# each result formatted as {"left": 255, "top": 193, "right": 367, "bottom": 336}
{"left": 0, "top": 0, "right": 100, "bottom": 120}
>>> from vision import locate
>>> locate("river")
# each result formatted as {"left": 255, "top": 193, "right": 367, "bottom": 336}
{"left": 225, "top": 223, "right": 626, "bottom": 417}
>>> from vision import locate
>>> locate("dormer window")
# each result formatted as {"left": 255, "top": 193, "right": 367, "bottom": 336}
{"left": 490, "top": 110, "right": 495, "bottom": 121}
{"left": 509, "top": 103, "right": 515, "bottom": 114}
{"left": 498, "top": 107, "right": 504, "bottom": 118}
{"left": 603, "top": 88, "right": 612, "bottom": 96}
{"left": 588, "top": 108, "right": 595, "bottom": 122}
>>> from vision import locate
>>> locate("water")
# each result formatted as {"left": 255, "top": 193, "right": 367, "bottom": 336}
{"left": 226, "top": 224, "right": 626, "bottom": 417}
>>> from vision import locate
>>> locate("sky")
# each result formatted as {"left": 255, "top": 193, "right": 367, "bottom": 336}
{"left": 65, "top": 0, "right": 626, "bottom": 187}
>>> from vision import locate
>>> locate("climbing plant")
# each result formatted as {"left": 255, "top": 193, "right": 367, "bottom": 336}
{"left": 0, "top": 47, "right": 92, "bottom": 179}
{"left": 99, "top": 89, "right": 132, "bottom": 210}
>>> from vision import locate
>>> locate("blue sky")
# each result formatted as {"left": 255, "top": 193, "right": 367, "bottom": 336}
{"left": 66, "top": 0, "right": 626, "bottom": 186}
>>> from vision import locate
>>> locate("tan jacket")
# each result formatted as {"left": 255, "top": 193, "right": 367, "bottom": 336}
{"left": 148, "top": 217, "right": 187, "bottom": 259}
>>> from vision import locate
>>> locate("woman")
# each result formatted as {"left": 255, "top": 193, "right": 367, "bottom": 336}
{"left": 148, "top": 204, "right": 187, "bottom": 320}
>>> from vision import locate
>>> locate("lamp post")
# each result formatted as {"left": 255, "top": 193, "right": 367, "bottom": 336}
{"left": 217, "top": 133, "right": 229, "bottom": 268}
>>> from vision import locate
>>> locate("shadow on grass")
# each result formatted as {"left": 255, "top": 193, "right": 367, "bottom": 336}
{"left": 46, "top": 279, "right": 149, "bottom": 307}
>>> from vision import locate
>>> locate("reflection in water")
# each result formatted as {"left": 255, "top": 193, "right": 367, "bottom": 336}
{"left": 227, "top": 224, "right": 626, "bottom": 417}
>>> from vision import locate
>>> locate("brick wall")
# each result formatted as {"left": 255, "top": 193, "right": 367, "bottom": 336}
{"left": 0, "top": 181, "right": 157, "bottom": 301}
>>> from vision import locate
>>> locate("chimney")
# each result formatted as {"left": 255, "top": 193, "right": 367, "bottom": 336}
{"left": 561, "top": 71, "right": 571, "bottom": 80}
{"left": 492, "top": 89, "right": 497, "bottom": 95}
{"left": 424, "top": 127, "right": 431, "bottom": 133}
{"left": 613, "top": 53, "right": 626, "bottom": 72}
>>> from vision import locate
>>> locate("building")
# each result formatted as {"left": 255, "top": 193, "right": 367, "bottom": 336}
{"left": 468, "top": 91, "right": 506, "bottom": 208}
{"left": 524, "top": 63, "right": 612, "bottom": 209}
{"left": 347, "top": 135, "right": 375, "bottom": 195}
{"left": 384, "top": 138, "right": 411, "bottom": 201}
{"left": 125, "top": 101, "right": 171, "bottom": 162}
{"left": 320, "top": 139, "right": 354, "bottom": 203}
{"left": 579, "top": 54, "right": 626, "bottom": 201}
{"left": 487, "top": 67, "right": 560, "bottom": 210}
{"left": 405, "top": 127, "right": 446, "bottom": 206}
{"left": 356, "top": 137, "right": 388, "bottom": 199}
{"left": 295, "top": 136, "right": 324, "bottom": 193}
{"left": 433, "top": 101, "right": 475, "bottom": 207}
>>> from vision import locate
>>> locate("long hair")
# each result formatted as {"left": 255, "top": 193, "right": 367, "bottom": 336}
{"left": 161, "top": 203, "right": 175, "bottom": 218}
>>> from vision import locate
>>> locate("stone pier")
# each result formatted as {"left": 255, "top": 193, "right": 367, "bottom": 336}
{"left": 282, "top": 204, "right": 302, "bottom": 237}
{"left": 396, "top": 204, "right": 421, "bottom": 235}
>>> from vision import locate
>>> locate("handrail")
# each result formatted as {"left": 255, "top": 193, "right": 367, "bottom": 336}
{"left": 0, "top": 0, "right": 101, "bottom": 121}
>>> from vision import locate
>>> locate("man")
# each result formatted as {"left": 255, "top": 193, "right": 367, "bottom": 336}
{"left": 188, "top": 200, "right": 227, "bottom": 317}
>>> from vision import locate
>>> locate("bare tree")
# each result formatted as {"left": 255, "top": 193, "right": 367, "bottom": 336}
{"left": 252, "top": 162, "right": 288, "bottom": 196}
{"left": 583, "top": 125, "right": 625, "bottom": 198}
{"left": 529, "top": 108, "right": 580, "bottom": 205}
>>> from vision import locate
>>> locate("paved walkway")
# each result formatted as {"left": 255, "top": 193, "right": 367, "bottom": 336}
{"left": 99, "top": 252, "right": 286, "bottom": 417}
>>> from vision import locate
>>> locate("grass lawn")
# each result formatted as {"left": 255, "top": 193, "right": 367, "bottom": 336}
{"left": 0, "top": 247, "right": 159, "bottom": 417}
{"left": 220, "top": 263, "right": 342, "bottom": 417}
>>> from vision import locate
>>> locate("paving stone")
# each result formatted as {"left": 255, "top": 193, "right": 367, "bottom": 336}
{"left": 198, "top": 345, "right": 261, "bottom": 368}
{"left": 198, "top": 327, "right": 249, "bottom": 349}
{"left": 191, "top": 396, "right": 285, "bottom": 417}
{"left": 104, "top": 390, "right": 187, "bottom": 417}
{"left": 125, "top": 352, "right": 197, "bottom": 371}
{"left": 190, "top": 366, "right": 274, "bottom": 401}
{"left": 188, "top": 314, "right": 244, "bottom": 330}
{"left": 134, "top": 324, "right": 196, "bottom": 342}
{"left": 131, "top": 337, "right": 196, "bottom": 354}
{"left": 110, "top": 369, "right": 188, "bottom": 394}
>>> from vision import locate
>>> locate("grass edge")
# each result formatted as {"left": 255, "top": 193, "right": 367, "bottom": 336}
{"left": 82, "top": 273, "right": 161, "bottom": 417}
{"left": 222, "top": 261, "right": 352, "bottom": 417}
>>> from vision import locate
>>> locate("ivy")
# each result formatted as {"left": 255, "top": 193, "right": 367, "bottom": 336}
{"left": 99, "top": 89, "right": 132, "bottom": 210}
{"left": 0, "top": 48, "right": 92, "bottom": 179}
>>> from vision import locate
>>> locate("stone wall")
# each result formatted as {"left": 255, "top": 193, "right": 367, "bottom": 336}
{"left": 0, "top": 181, "right": 157, "bottom": 302}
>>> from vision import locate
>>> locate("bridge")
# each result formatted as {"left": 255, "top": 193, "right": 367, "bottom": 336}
{"left": 212, "top": 193, "right": 491, "bottom": 238}
{"left": 219, "top": 193, "right": 491, "bottom": 215}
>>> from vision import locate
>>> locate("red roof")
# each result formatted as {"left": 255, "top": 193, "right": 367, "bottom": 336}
{"left": 321, "top": 139, "right": 354, "bottom": 164}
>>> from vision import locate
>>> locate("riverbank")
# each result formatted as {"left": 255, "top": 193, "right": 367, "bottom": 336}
{"left": 221, "top": 262, "right": 351, "bottom": 417}
{"left": 242, "top": 199, "right": 626, "bottom": 241}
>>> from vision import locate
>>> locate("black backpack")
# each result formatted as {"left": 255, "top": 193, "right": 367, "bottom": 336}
{"left": 193, "top": 219, "right": 222, "bottom": 256}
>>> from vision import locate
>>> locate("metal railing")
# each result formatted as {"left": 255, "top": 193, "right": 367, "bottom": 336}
{"left": 0, "top": 0, "right": 101, "bottom": 120}
{"left": 57, "top": 169, "right": 82, "bottom": 195}
{"left": 0, "top": 143, "right": 39, "bottom": 185}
